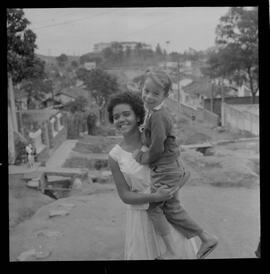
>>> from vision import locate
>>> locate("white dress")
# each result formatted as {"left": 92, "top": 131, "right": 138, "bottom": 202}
{"left": 109, "top": 144, "right": 198, "bottom": 260}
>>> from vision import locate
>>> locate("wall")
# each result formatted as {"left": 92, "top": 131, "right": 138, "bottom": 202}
{"left": 166, "top": 98, "right": 218, "bottom": 126}
{"left": 197, "top": 107, "right": 219, "bottom": 126}
{"left": 204, "top": 96, "right": 259, "bottom": 117}
{"left": 48, "top": 113, "right": 67, "bottom": 151}
{"left": 222, "top": 103, "right": 259, "bottom": 136}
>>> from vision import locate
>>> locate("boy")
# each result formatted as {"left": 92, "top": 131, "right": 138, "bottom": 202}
{"left": 133, "top": 69, "right": 218, "bottom": 259}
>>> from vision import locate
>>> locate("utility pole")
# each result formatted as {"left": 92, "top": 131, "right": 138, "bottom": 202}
{"left": 166, "top": 41, "right": 170, "bottom": 70}
{"left": 211, "top": 81, "right": 214, "bottom": 112}
{"left": 8, "top": 74, "right": 18, "bottom": 132}
{"left": 8, "top": 74, "right": 18, "bottom": 164}
{"left": 177, "top": 60, "right": 180, "bottom": 114}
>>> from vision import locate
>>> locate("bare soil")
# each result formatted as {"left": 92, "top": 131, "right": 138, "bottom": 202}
{"left": 9, "top": 138, "right": 260, "bottom": 260}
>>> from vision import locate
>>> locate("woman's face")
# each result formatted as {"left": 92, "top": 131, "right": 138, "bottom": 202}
{"left": 112, "top": 103, "right": 139, "bottom": 135}
{"left": 142, "top": 77, "right": 167, "bottom": 111}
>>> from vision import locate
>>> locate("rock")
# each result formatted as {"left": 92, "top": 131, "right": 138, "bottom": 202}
{"left": 73, "top": 178, "right": 82, "bottom": 189}
{"left": 216, "top": 126, "right": 226, "bottom": 133}
{"left": 34, "top": 230, "right": 63, "bottom": 238}
{"left": 34, "top": 246, "right": 51, "bottom": 259}
{"left": 27, "top": 179, "right": 40, "bottom": 188}
{"left": 57, "top": 202, "right": 75, "bottom": 209}
{"left": 204, "top": 147, "right": 215, "bottom": 156}
{"left": 49, "top": 209, "right": 70, "bottom": 218}
{"left": 17, "top": 248, "right": 36, "bottom": 261}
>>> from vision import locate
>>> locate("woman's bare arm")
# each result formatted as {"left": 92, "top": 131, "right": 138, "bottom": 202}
{"left": 108, "top": 156, "right": 175, "bottom": 205}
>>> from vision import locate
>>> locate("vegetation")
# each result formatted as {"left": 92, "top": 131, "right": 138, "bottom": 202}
{"left": 76, "top": 68, "right": 119, "bottom": 122}
{"left": 7, "top": 9, "right": 46, "bottom": 84}
{"left": 202, "top": 7, "right": 258, "bottom": 103}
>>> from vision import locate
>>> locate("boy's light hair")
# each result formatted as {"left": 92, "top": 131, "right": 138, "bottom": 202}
{"left": 144, "top": 68, "right": 172, "bottom": 95}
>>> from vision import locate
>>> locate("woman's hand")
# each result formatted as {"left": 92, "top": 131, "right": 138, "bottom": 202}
{"left": 132, "top": 149, "right": 140, "bottom": 159}
{"left": 153, "top": 184, "right": 179, "bottom": 202}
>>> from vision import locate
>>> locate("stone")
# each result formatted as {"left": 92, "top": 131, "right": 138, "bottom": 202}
{"left": 57, "top": 202, "right": 75, "bottom": 209}
{"left": 34, "top": 230, "right": 63, "bottom": 238}
{"left": 27, "top": 179, "right": 40, "bottom": 188}
{"left": 49, "top": 209, "right": 70, "bottom": 218}
{"left": 203, "top": 147, "right": 215, "bottom": 156}
{"left": 34, "top": 246, "right": 51, "bottom": 259}
{"left": 17, "top": 248, "right": 36, "bottom": 261}
{"left": 73, "top": 178, "right": 82, "bottom": 189}
{"left": 217, "top": 126, "right": 226, "bottom": 133}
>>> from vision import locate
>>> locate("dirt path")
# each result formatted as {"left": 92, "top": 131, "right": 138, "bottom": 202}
{"left": 9, "top": 182, "right": 260, "bottom": 261}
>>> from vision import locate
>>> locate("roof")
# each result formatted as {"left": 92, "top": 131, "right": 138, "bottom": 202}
{"left": 21, "top": 109, "right": 60, "bottom": 123}
{"left": 56, "top": 87, "right": 89, "bottom": 99}
{"left": 182, "top": 78, "right": 231, "bottom": 97}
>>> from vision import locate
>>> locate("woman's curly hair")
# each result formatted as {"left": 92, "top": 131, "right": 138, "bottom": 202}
{"left": 107, "top": 91, "right": 145, "bottom": 125}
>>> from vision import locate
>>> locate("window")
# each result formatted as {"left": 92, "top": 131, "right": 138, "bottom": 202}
{"left": 50, "top": 117, "right": 57, "bottom": 137}
{"left": 56, "top": 113, "right": 64, "bottom": 130}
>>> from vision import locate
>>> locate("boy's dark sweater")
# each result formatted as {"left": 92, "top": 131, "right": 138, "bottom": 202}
{"left": 136, "top": 106, "right": 180, "bottom": 168}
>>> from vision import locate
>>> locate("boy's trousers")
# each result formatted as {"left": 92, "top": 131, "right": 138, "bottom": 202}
{"left": 148, "top": 159, "right": 203, "bottom": 239}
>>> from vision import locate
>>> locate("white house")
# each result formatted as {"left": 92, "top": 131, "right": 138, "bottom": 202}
{"left": 93, "top": 42, "right": 111, "bottom": 52}
{"left": 84, "top": 62, "right": 96, "bottom": 71}
{"left": 93, "top": 41, "right": 151, "bottom": 53}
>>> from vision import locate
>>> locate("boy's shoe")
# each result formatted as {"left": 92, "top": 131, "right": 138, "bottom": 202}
{"left": 197, "top": 237, "right": 218, "bottom": 259}
{"left": 178, "top": 170, "right": 191, "bottom": 189}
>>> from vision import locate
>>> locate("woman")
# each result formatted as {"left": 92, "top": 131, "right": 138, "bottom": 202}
{"left": 107, "top": 91, "right": 197, "bottom": 260}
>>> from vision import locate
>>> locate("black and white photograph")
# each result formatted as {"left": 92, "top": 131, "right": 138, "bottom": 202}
{"left": 7, "top": 5, "right": 262, "bottom": 261}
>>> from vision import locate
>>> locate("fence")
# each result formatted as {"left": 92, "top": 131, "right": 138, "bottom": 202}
{"left": 221, "top": 103, "right": 259, "bottom": 136}
{"left": 204, "top": 96, "right": 259, "bottom": 117}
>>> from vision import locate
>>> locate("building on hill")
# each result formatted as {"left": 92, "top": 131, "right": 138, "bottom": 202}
{"left": 84, "top": 62, "right": 96, "bottom": 71}
{"left": 93, "top": 42, "right": 111, "bottom": 53}
{"left": 93, "top": 41, "right": 152, "bottom": 53}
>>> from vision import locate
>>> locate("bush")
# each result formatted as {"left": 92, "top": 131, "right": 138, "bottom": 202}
{"left": 14, "top": 133, "right": 28, "bottom": 165}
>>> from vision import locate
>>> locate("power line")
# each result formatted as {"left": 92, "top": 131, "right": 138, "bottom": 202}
{"left": 119, "top": 15, "right": 180, "bottom": 41}
{"left": 32, "top": 9, "right": 121, "bottom": 30}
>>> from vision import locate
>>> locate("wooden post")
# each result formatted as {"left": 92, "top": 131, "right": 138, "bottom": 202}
{"left": 211, "top": 82, "right": 214, "bottom": 112}
{"left": 8, "top": 74, "right": 18, "bottom": 164}
{"left": 8, "top": 105, "right": 15, "bottom": 164}
{"left": 177, "top": 60, "right": 180, "bottom": 114}
{"left": 8, "top": 75, "right": 18, "bottom": 132}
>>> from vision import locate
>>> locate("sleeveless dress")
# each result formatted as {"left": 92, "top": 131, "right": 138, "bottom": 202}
{"left": 109, "top": 144, "right": 198, "bottom": 260}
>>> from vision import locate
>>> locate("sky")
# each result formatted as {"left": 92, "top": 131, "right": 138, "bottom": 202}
{"left": 23, "top": 7, "right": 232, "bottom": 56}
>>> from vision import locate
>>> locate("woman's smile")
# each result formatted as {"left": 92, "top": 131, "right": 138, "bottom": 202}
{"left": 112, "top": 103, "right": 138, "bottom": 134}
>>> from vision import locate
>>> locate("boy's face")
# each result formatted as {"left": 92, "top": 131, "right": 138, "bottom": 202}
{"left": 142, "top": 77, "right": 168, "bottom": 111}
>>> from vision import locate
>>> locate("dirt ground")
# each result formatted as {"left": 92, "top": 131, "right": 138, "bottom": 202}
{"left": 9, "top": 139, "right": 260, "bottom": 261}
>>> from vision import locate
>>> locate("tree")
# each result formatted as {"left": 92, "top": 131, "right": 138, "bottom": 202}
{"left": 125, "top": 46, "right": 132, "bottom": 59}
{"left": 155, "top": 43, "right": 162, "bottom": 55}
{"left": 102, "top": 47, "right": 114, "bottom": 65}
{"left": 78, "top": 68, "right": 119, "bottom": 122}
{"left": 56, "top": 53, "right": 68, "bottom": 68}
{"left": 215, "top": 7, "right": 258, "bottom": 102}
{"left": 20, "top": 78, "right": 53, "bottom": 109}
{"left": 71, "top": 60, "right": 79, "bottom": 69}
{"left": 64, "top": 95, "right": 87, "bottom": 113}
{"left": 7, "top": 8, "right": 45, "bottom": 84}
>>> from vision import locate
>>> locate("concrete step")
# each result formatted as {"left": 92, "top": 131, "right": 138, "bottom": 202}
{"left": 38, "top": 167, "right": 89, "bottom": 179}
